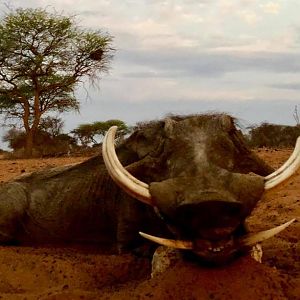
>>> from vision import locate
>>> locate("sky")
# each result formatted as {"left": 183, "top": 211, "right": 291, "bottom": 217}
{"left": 2, "top": 0, "right": 300, "bottom": 146}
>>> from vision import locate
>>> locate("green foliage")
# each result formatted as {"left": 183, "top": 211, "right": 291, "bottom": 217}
{"left": 71, "top": 123, "right": 96, "bottom": 146}
{"left": 39, "top": 116, "right": 65, "bottom": 137}
{"left": 2, "top": 115, "right": 78, "bottom": 157}
{"left": 2, "top": 128, "right": 26, "bottom": 151}
{"left": 0, "top": 7, "right": 114, "bottom": 156}
{"left": 71, "top": 120, "right": 131, "bottom": 146}
{"left": 2, "top": 127, "right": 77, "bottom": 157}
{"left": 2, "top": 118, "right": 130, "bottom": 157}
{"left": 247, "top": 123, "right": 300, "bottom": 148}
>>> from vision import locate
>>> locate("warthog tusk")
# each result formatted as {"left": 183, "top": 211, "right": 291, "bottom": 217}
{"left": 139, "top": 232, "right": 193, "bottom": 250}
{"left": 139, "top": 219, "right": 296, "bottom": 252}
{"left": 102, "top": 126, "right": 153, "bottom": 205}
{"left": 265, "top": 137, "right": 300, "bottom": 190}
{"left": 238, "top": 218, "right": 296, "bottom": 247}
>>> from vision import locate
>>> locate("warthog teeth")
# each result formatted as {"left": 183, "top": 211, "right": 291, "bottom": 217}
{"left": 208, "top": 246, "right": 224, "bottom": 253}
{"left": 213, "top": 248, "right": 221, "bottom": 252}
{"left": 139, "top": 219, "right": 295, "bottom": 255}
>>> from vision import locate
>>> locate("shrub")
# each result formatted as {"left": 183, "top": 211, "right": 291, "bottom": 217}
{"left": 247, "top": 123, "right": 300, "bottom": 148}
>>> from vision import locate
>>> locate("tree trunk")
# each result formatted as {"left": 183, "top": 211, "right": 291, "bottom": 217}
{"left": 25, "top": 129, "right": 34, "bottom": 158}
{"left": 23, "top": 88, "right": 41, "bottom": 158}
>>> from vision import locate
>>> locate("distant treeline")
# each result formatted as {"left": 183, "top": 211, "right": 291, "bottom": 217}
{"left": 2, "top": 118, "right": 131, "bottom": 158}
{"left": 2, "top": 119, "right": 299, "bottom": 158}
{"left": 247, "top": 123, "right": 300, "bottom": 148}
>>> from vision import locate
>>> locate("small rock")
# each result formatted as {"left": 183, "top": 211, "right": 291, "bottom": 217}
{"left": 151, "top": 246, "right": 181, "bottom": 278}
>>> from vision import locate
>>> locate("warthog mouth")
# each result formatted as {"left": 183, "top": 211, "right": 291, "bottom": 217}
{"left": 102, "top": 126, "right": 298, "bottom": 263}
{"left": 139, "top": 219, "right": 295, "bottom": 263}
{"left": 190, "top": 235, "right": 237, "bottom": 264}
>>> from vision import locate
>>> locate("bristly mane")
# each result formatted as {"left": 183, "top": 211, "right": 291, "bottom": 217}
{"left": 134, "top": 113, "right": 239, "bottom": 131}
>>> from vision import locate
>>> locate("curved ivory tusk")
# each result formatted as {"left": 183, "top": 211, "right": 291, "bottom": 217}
{"left": 140, "top": 219, "right": 295, "bottom": 252}
{"left": 239, "top": 218, "right": 296, "bottom": 247}
{"left": 139, "top": 232, "right": 193, "bottom": 250}
{"left": 102, "top": 126, "right": 153, "bottom": 205}
{"left": 265, "top": 137, "right": 300, "bottom": 180}
{"left": 265, "top": 137, "right": 300, "bottom": 190}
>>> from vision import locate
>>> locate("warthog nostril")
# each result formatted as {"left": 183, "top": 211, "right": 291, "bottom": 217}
{"left": 173, "top": 200, "right": 243, "bottom": 239}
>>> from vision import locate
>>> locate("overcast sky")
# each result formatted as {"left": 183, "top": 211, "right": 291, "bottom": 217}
{"left": 2, "top": 0, "right": 300, "bottom": 144}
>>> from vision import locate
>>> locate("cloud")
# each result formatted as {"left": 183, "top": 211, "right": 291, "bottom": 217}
{"left": 270, "top": 82, "right": 300, "bottom": 90}
{"left": 117, "top": 47, "right": 300, "bottom": 80}
{"left": 67, "top": 96, "right": 300, "bottom": 129}
{"left": 2, "top": 0, "right": 300, "bottom": 136}
{"left": 237, "top": 10, "right": 260, "bottom": 25}
{"left": 261, "top": 2, "right": 280, "bottom": 14}
{"left": 7, "top": 0, "right": 297, "bottom": 53}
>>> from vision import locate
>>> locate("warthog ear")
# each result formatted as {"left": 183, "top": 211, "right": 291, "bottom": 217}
{"left": 220, "top": 114, "right": 235, "bottom": 132}
{"left": 164, "top": 118, "right": 177, "bottom": 136}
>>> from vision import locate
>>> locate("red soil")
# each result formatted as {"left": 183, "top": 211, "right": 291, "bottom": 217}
{"left": 0, "top": 150, "right": 298, "bottom": 299}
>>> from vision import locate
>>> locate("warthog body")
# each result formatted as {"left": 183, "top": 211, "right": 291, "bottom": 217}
{"left": 0, "top": 114, "right": 286, "bottom": 261}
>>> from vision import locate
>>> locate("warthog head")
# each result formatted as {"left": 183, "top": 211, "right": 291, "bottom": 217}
{"left": 103, "top": 114, "right": 296, "bottom": 264}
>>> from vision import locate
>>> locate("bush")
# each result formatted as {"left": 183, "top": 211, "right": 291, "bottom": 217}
{"left": 2, "top": 129, "right": 78, "bottom": 158}
{"left": 247, "top": 123, "right": 300, "bottom": 148}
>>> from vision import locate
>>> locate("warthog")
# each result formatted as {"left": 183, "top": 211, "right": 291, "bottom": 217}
{"left": 0, "top": 114, "right": 297, "bottom": 264}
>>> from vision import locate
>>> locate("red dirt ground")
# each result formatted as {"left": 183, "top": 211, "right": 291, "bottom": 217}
{"left": 0, "top": 150, "right": 298, "bottom": 299}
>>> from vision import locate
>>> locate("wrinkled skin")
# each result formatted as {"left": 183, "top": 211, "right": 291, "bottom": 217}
{"left": 0, "top": 114, "right": 273, "bottom": 262}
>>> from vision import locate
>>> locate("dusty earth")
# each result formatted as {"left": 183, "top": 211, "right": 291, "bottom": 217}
{"left": 0, "top": 149, "right": 298, "bottom": 299}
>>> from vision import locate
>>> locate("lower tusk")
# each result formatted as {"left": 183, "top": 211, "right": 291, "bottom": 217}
{"left": 140, "top": 219, "right": 295, "bottom": 253}
{"left": 239, "top": 218, "right": 296, "bottom": 248}
{"left": 139, "top": 232, "right": 193, "bottom": 250}
{"left": 265, "top": 137, "right": 300, "bottom": 190}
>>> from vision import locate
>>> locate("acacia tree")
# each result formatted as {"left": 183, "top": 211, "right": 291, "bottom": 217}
{"left": 3, "top": 115, "right": 78, "bottom": 156}
{"left": 0, "top": 8, "right": 114, "bottom": 157}
{"left": 39, "top": 116, "right": 64, "bottom": 138}
{"left": 71, "top": 123, "right": 96, "bottom": 147}
{"left": 71, "top": 119, "right": 130, "bottom": 147}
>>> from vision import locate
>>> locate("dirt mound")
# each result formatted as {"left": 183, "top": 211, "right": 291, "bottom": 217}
{"left": 102, "top": 257, "right": 291, "bottom": 300}
{"left": 0, "top": 247, "right": 291, "bottom": 300}
{"left": 0, "top": 150, "right": 298, "bottom": 299}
